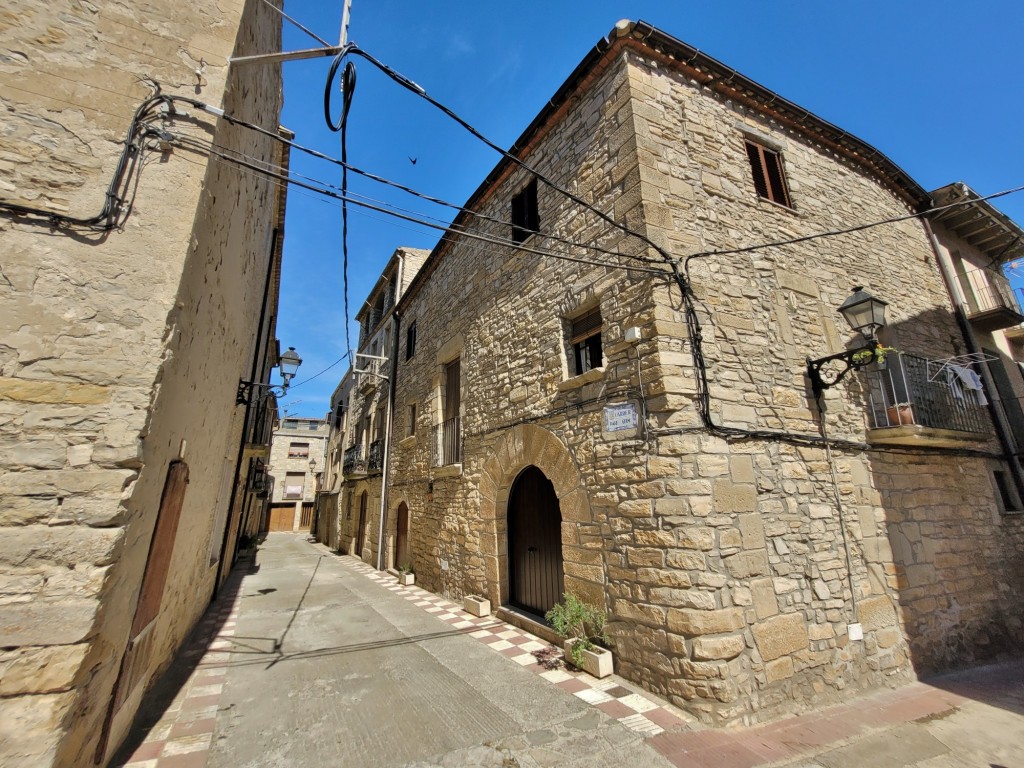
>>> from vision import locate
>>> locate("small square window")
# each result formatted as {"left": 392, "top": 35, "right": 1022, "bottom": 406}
{"left": 406, "top": 321, "right": 417, "bottom": 361}
{"left": 745, "top": 140, "right": 792, "bottom": 208}
{"left": 570, "top": 306, "right": 603, "bottom": 376}
{"left": 511, "top": 178, "right": 539, "bottom": 244}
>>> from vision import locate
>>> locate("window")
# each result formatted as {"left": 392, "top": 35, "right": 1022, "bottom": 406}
{"left": 282, "top": 419, "right": 299, "bottom": 429}
{"left": 745, "top": 140, "right": 792, "bottom": 208}
{"left": 511, "top": 178, "right": 539, "bottom": 244}
{"left": 288, "top": 442, "right": 310, "bottom": 458}
{"left": 408, "top": 403, "right": 417, "bottom": 437}
{"left": 284, "top": 472, "right": 305, "bottom": 499}
{"left": 570, "top": 306, "right": 603, "bottom": 375}
{"left": 406, "top": 320, "right": 417, "bottom": 360}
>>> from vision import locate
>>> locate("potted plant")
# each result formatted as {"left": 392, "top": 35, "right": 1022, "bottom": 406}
{"left": 463, "top": 594, "right": 491, "bottom": 617}
{"left": 545, "top": 594, "right": 612, "bottom": 678}
{"left": 397, "top": 563, "right": 415, "bottom": 586}
{"left": 885, "top": 402, "right": 914, "bottom": 426}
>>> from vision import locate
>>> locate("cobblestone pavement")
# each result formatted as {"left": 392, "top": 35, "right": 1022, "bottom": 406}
{"left": 113, "top": 534, "right": 1024, "bottom": 767}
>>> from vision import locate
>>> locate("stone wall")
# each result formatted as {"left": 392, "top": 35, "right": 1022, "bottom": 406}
{"left": 382, "top": 32, "right": 1023, "bottom": 728}
{"left": 0, "top": 1, "right": 283, "bottom": 764}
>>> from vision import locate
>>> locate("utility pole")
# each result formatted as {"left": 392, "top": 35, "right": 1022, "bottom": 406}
{"left": 339, "top": 0, "right": 352, "bottom": 48}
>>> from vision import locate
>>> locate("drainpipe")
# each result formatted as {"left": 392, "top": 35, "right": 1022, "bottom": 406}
{"left": 921, "top": 217, "right": 1024, "bottom": 496}
{"left": 375, "top": 308, "right": 401, "bottom": 570}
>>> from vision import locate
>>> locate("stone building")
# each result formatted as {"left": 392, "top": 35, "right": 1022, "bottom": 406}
{"left": 265, "top": 416, "right": 329, "bottom": 532}
{"left": 323, "top": 247, "right": 428, "bottom": 568}
{"left": 315, "top": 371, "right": 352, "bottom": 549}
{"left": 0, "top": 1, "right": 288, "bottom": 764}
{"left": 367, "top": 20, "right": 1024, "bottom": 725}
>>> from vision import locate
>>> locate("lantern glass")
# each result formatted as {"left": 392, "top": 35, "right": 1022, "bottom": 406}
{"left": 278, "top": 346, "right": 302, "bottom": 385}
{"left": 838, "top": 286, "right": 887, "bottom": 340}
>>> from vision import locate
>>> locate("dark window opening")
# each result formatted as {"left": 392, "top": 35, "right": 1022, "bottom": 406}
{"left": 406, "top": 321, "right": 417, "bottom": 361}
{"left": 745, "top": 140, "right": 792, "bottom": 208}
{"left": 409, "top": 403, "right": 417, "bottom": 437}
{"left": 511, "top": 178, "right": 539, "bottom": 244}
{"left": 570, "top": 306, "right": 603, "bottom": 375}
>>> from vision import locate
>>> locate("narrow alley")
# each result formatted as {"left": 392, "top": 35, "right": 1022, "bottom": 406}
{"left": 112, "top": 534, "right": 1024, "bottom": 768}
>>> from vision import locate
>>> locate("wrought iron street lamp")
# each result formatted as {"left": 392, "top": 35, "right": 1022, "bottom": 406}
{"left": 237, "top": 346, "right": 303, "bottom": 405}
{"left": 807, "top": 287, "right": 889, "bottom": 397}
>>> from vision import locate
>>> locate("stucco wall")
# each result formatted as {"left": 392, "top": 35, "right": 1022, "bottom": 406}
{"left": 0, "top": 1, "right": 283, "bottom": 764}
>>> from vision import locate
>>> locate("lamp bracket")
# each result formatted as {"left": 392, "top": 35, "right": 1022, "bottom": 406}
{"left": 806, "top": 343, "right": 880, "bottom": 397}
{"left": 237, "top": 379, "right": 288, "bottom": 406}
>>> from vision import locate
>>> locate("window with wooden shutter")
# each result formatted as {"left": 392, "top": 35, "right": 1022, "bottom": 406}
{"left": 570, "top": 306, "right": 603, "bottom": 375}
{"left": 745, "top": 140, "right": 792, "bottom": 208}
{"left": 511, "top": 178, "right": 539, "bottom": 244}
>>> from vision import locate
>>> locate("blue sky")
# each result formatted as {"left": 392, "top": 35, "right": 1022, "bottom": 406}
{"left": 271, "top": 0, "right": 1024, "bottom": 417}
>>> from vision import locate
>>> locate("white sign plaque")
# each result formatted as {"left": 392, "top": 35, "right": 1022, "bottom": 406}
{"left": 603, "top": 402, "right": 639, "bottom": 432}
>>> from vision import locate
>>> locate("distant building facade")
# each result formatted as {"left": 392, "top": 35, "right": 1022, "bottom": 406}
{"left": 321, "top": 247, "right": 428, "bottom": 568}
{"left": 266, "top": 417, "right": 329, "bottom": 532}
{"left": 339, "top": 21, "right": 1023, "bottom": 727}
{"left": 0, "top": 2, "right": 287, "bottom": 764}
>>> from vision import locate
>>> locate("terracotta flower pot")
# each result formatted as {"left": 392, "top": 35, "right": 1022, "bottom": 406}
{"left": 886, "top": 404, "right": 914, "bottom": 425}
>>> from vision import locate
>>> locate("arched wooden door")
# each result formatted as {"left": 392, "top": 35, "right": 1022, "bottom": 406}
{"left": 356, "top": 491, "right": 368, "bottom": 556}
{"left": 395, "top": 502, "right": 410, "bottom": 570}
{"left": 508, "top": 466, "right": 564, "bottom": 618}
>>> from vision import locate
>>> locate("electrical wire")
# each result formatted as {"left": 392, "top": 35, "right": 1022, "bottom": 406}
{"left": 322, "top": 43, "right": 670, "bottom": 266}
{"left": 177, "top": 129, "right": 658, "bottom": 265}
{"left": 169, "top": 133, "right": 670, "bottom": 274}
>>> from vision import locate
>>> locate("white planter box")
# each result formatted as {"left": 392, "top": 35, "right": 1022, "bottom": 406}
{"left": 564, "top": 639, "right": 613, "bottom": 678}
{"left": 398, "top": 573, "right": 415, "bottom": 586}
{"left": 463, "top": 595, "right": 491, "bottom": 617}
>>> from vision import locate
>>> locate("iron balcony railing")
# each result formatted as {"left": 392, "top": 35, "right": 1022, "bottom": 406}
{"left": 432, "top": 417, "right": 462, "bottom": 467}
{"left": 865, "top": 352, "right": 989, "bottom": 433}
{"left": 367, "top": 439, "right": 383, "bottom": 472}
{"left": 958, "top": 267, "right": 1021, "bottom": 316}
{"left": 343, "top": 444, "right": 365, "bottom": 475}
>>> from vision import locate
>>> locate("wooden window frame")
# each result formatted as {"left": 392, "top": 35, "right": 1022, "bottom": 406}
{"left": 744, "top": 139, "right": 793, "bottom": 208}
{"left": 569, "top": 306, "right": 603, "bottom": 376}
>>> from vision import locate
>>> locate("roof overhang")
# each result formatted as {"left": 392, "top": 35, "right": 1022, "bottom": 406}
{"left": 928, "top": 182, "right": 1024, "bottom": 266}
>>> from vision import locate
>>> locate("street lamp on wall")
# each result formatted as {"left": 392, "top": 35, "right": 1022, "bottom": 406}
{"left": 806, "top": 287, "right": 889, "bottom": 397}
{"left": 237, "top": 346, "right": 303, "bottom": 405}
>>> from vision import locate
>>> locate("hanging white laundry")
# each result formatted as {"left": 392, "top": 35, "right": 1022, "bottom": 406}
{"left": 948, "top": 364, "right": 989, "bottom": 406}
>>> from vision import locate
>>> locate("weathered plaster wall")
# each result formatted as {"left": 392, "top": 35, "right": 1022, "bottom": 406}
{"left": 0, "top": 1, "right": 283, "bottom": 764}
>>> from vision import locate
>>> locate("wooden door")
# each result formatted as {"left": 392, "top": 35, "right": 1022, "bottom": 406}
{"left": 507, "top": 466, "right": 564, "bottom": 618}
{"left": 395, "top": 503, "right": 410, "bottom": 569}
{"left": 356, "top": 492, "right": 368, "bottom": 556}
{"left": 268, "top": 504, "right": 293, "bottom": 532}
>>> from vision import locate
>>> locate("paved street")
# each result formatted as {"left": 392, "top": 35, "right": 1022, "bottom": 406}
{"left": 114, "top": 534, "right": 1024, "bottom": 768}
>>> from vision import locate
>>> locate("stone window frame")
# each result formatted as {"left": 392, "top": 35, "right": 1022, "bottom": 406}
{"left": 558, "top": 298, "right": 606, "bottom": 390}
{"left": 287, "top": 441, "right": 310, "bottom": 458}
{"left": 743, "top": 135, "right": 793, "bottom": 209}
{"left": 432, "top": 334, "right": 464, "bottom": 474}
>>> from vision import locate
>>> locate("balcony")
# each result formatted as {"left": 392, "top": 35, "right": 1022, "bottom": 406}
{"left": 865, "top": 353, "right": 991, "bottom": 448}
{"left": 957, "top": 267, "right": 1024, "bottom": 332}
{"left": 431, "top": 417, "right": 462, "bottom": 467}
{"left": 343, "top": 444, "right": 366, "bottom": 476}
{"left": 367, "top": 439, "right": 383, "bottom": 472}
{"left": 358, "top": 355, "right": 387, "bottom": 393}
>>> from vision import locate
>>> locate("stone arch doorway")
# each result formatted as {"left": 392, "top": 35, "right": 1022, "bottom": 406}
{"left": 478, "top": 424, "right": 605, "bottom": 613}
{"left": 394, "top": 502, "right": 410, "bottom": 570}
{"left": 508, "top": 466, "right": 564, "bottom": 617}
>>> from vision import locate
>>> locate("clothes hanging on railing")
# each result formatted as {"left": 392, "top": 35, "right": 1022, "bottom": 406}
{"left": 947, "top": 363, "right": 989, "bottom": 405}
